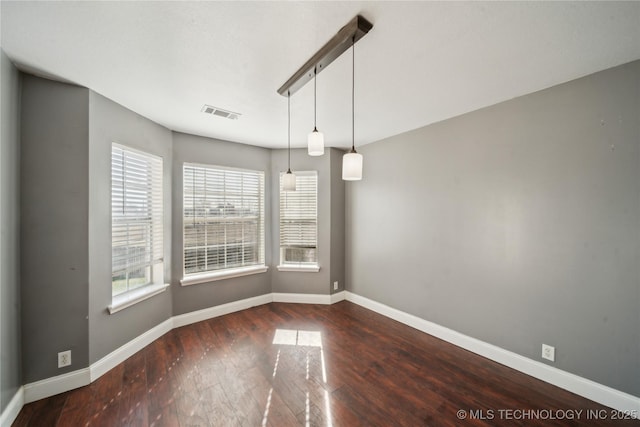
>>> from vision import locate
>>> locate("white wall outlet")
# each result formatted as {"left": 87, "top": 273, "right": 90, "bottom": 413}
{"left": 58, "top": 350, "right": 72, "bottom": 368}
{"left": 542, "top": 344, "right": 555, "bottom": 362}
{"left": 333, "top": 281, "right": 339, "bottom": 290}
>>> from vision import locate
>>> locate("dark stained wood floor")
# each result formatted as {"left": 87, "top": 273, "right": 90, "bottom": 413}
{"left": 13, "top": 301, "right": 640, "bottom": 426}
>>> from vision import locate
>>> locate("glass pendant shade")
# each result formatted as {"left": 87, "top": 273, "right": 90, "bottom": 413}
{"left": 342, "top": 151, "right": 363, "bottom": 181}
{"left": 283, "top": 170, "right": 297, "bottom": 191}
{"left": 308, "top": 129, "right": 325, "bottom": 156}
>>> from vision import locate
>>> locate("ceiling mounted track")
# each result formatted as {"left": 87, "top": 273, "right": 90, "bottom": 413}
{"left": 277, "top": 15, "right": 373, "bottom": 97}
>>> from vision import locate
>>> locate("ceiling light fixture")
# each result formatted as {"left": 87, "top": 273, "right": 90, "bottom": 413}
{"left": 342, "top": 37, "right": 363, "bottom": 181}
{"left": 307, "top": 67, "right": 324, "bottom": 156}
{"left": 277, "top": 15, "right": 372, "bottom": 97}
{"left": 277, "top": 15, "right": 373, "bottom": 166}
{"left": 283, "top": 91, "right": 296, "bottom": 192}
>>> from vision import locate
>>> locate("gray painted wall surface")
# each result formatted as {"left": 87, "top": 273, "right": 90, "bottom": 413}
{"left": 171, "top": 132, "right": 272, "bottom": 315}
{"left": 0, "top": 50, "right": 21, "bottom": 411}
{"left": 329, "top": 148, "right": 346, "bottom": 294}
{"left": 20, "top": 75, "right": 90, "bottom": 383}
{"left": 88, "top": 92, "right": 173, "bottom": 363}
{"left": 346, "top": 60, "right": 640, "bottom": 396}
{"left": 270, "top": 148, "right": 333, "bottom": 295}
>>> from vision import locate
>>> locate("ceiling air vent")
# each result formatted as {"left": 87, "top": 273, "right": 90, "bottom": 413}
{"left": 201, "top": 104, "right": 240, "bottom": 120}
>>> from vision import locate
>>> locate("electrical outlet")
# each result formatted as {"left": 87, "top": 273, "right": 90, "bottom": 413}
{"left": 333, "top": 281, "right": 339, "bottom": 290}
{"left": 58, "top": 350, "right": 72, "bottom": 368}
{"left": 542, "top": 344, "right": 555, "bottom": 362}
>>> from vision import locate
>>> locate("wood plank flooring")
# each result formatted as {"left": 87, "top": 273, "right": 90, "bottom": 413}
{"left": 13, "top": 301, "right": 640, "bottom": 426}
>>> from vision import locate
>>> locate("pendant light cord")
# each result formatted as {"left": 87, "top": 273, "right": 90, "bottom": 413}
{"left": 287, "top": 91, "right": 292, "bottom": 172}
{"left": 313, "top": 67, "right": 318, "bottom": 131}
{"left": 351, "top": 36, "right": 356, "bottom": 153}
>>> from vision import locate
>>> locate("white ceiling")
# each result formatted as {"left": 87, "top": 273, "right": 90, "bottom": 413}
{"left": 2, "top": 1, "right": 640, "bottom": 149}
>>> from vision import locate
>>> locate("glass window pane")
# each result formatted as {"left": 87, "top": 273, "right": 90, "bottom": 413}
{"left": 183, "top": 164, "right": 264, "bottom": 275}
{"left": 111, "top": 144, "right": 163, "bottom": 296}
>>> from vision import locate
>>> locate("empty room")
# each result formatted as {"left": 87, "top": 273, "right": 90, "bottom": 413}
{"left": 1, "top": 1, "right": 639, "bottom": 426}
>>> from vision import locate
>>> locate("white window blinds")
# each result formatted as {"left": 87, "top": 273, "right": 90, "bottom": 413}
{"left": 111, "top": 144, "right": 163, "bottom": 297}
{"left": 280, "top": 171, "right": 318, "bottom": 265}
{"left": 183, "top": 163, "right": 265, "bottom": 275}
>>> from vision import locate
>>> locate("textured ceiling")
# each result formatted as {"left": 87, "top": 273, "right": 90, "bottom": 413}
{"left": 2, "top": 1, "right": 639, "bottom": 149}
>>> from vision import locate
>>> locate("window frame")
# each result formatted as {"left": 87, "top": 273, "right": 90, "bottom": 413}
{"left": 278, "top": 170, "right": 319, "bottom": 272}
{"left": 181, "top": 162, "right": 267, "bottom": 285}
{"left": 109, "top": 143, "right": 167, "bottom": 314}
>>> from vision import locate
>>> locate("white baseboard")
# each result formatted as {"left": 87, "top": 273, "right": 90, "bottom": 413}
{"left": 330, "top": 290, "right": 346, "bottom": 304}
{"left": 13, "top": 292, "right": 340, "bottom": 415}
{"left": 272, "top": 292, "right": 334, "bottom": 304}
{"left": 23, "top": 368, "right": 90, "bottom": 404}
{"left": 21, "top": 318, "right": 174, "bottom": 405}
{"left": 173, "top": 293, "right": 273, "bottom": 328}
{"left": 14, "top": 291, "right": 639, "bottom": 418}
{"left": 344, "top": 291, "right": 640, "bottom": 417}
{"left": 90, "top": 318, "right": 173, "bottom": 381}
{"left": 0, "top": 386, "right": 24, "bottom": 427}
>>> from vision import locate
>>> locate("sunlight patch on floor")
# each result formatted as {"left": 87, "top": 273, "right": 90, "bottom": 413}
{"left": 272, "top": 329, "right": 322, "bottom": 347}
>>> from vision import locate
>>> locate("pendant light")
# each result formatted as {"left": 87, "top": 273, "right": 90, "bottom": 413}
{"left": 307, "top": 67, "right": 325, "bottom": 156}
{"left": 283, "top": 91, "right": 297, "bottom": 191}
{"left": 342, "top": 37, "right": 363, "bottom": 181}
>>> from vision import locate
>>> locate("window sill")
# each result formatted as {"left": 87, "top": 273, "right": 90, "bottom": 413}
{"left": 108, "top": 282, "right": 170, "bottom": 314}
{"left": 277, "top": 264, "right": 320, "bottom": 273}
{"left": 180, "top": 265, "right": 269, "bottom": 286}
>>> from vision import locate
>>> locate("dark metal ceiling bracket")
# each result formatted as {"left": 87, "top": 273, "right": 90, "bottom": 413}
{"left": 277, "top": 15, "right": 373, "bottom": 96}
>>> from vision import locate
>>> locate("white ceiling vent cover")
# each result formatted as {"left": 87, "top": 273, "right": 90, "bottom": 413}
{"left": 201, "top": 105, "right": 241, "bottom": 120}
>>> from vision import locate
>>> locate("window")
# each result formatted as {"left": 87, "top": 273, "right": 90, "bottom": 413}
{"left": 111, "top": 144, "right": 163, "bottom": 297}
{"left": 183, "top": 164, "right": 265, "bottom": 280}
{"left": 279, "top": 171, "right": 318, "bottom": 270}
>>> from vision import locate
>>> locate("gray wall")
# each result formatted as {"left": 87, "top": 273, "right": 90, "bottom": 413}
{"left": 88, "top": 92, "right": 173, "bottom": 363}
{"left": 345, "top": 60, "right": 640, "bottom": 397}
{"left": 329, "top": 148, "right": 346, "bottom": 294}
{"left": 0, "top": 50, "right": 21, "bottom": 411}
{"left": 20, "top": 75, "right": 90, "bottom": 383}
{"left": 270, "top": 148, "right": 345, "bottom": 295}
{"left": 171, "top": 132, "right": 272, "bottom": 315}
{"left": 19, "top": 75, "right": 175, "bottom": 378}
{"left": 14, "top": 76, "right": 344, "bottom": 383}
{"left": 14, "top": 58, "right": 636, "bottom": 400}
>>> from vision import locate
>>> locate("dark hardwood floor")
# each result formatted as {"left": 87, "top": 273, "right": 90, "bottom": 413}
{"left": 13, "top": 301, "right": 639, "bottom": 426}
